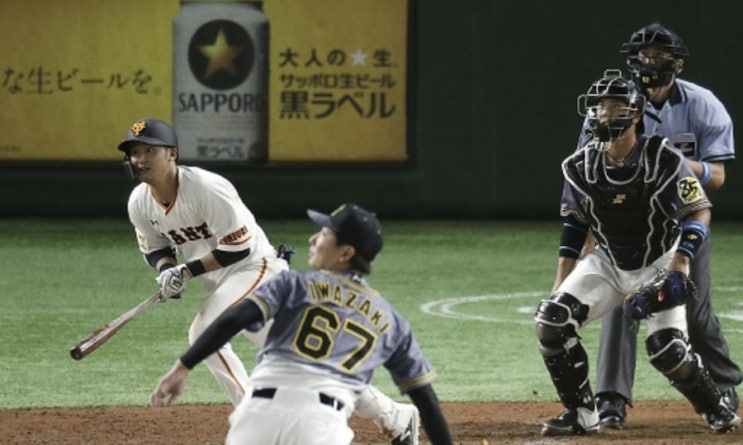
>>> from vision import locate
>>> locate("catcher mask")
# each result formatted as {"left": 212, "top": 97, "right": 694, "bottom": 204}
{"left": 577, "top": 69, "right": 646, "bottom": 143}
{"left": 621, "top": 21, "right": 689, "bottom": 90}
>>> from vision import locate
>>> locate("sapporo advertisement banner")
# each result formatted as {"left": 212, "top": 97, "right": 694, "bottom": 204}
{"left": 0, "top": 0, "right": 408, "bottom": 162}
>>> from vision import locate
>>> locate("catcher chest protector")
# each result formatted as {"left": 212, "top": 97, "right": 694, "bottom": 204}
{"left": 565, "top": 135, "right": 680, "bottom": 270}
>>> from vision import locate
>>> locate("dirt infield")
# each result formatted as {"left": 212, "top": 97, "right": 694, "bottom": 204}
{"left": 2, "top": 400, "right": 741, "bottom": 444}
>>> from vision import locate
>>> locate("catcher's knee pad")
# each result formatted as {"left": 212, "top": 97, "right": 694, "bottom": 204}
{"left": 535, "top": 292, "right": 587, "bottom": 354}
{"left": 646, "top": 328, "right": 696, "bottom": 381}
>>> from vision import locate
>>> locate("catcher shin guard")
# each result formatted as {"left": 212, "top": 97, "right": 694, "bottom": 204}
{"left": 536, "top": 294, "right": 594, "bottom": 410}
{"left": 647, "top": 328, "right": 722, "bottom": 413}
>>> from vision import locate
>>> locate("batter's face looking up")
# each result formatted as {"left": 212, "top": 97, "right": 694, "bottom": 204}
{"left": 308, "top": 227, "right": 354, "bottom": 271}
{"left": 127, "top": 144, "right": 178, "bottom": 182}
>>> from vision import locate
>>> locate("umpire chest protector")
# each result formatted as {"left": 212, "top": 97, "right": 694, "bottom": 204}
{"left": 563, "top": 135, "right": 683, "bottom": 270}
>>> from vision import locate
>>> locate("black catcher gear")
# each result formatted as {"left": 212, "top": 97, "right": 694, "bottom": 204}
{"left": 621, "top": 21, "right": 689, "bottom": 90}
{"left": 536, "top": 294, "right": 594, "bottom": 411}
{"left": 624, "top": 269, "right": 697, "bottom": 320}
{"left": 646, "top": 328, "right": 733, "bottom": 425}
{"left": 577, "top": 69, "right": 646, "bottom": 142}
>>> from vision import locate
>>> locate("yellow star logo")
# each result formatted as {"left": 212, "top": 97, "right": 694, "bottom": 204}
{"left": 198, "top": 28, "right": 245, "bottom": 79}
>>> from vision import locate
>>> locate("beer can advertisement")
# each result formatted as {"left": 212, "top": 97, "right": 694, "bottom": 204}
{"left": 0, "top": 0, "right": 409, "bottom": 163}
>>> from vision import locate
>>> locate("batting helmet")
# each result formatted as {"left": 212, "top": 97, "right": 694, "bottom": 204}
{"left": 620, "top": 21, "right": 689, "bottom": 89}
{"left": 117, "top": 119, "right": 178, "bottom": 153}
{"left": 577, "top": 69, "right": 646, "bottom": 143}
{"left": 117, "top": 118, "right": 179, "bottom": 179}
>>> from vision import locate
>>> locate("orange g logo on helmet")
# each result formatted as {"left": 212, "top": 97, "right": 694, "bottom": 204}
{"left": 131, "top": 121, "right": 147, "bottom": 137}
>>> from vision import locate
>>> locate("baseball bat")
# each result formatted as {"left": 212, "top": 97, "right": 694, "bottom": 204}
{"left": 70, "top": 291, "right": 162, "bottom": 360}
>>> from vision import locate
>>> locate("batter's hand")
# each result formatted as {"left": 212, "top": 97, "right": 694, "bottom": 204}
{"left": 156, "top": 265, "right": 193, "bottom": 301}
{"left": 150, "top": 360, "right": 190, "bottom": 407}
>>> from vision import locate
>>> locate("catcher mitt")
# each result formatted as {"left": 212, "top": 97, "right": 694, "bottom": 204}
{"left": 623, "top": 269, "right": 697, "bottom": 320}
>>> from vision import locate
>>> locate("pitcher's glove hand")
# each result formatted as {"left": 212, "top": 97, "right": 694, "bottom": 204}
{"left": 156, "top": 264, "right": 193, "bottom": 302}
{"left": 623, "top": 270, "right": 697, "bottom": 320}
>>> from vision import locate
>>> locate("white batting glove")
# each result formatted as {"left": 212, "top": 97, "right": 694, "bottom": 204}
{"left": 155, "top": 265, "right": 193, "bottom": 301}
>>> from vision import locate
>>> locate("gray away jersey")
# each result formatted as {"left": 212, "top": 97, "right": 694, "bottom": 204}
{"left": 561, "top": 135, "right": 711, "bottom": 270}
{"left": 248, "top": 269, "right": 436, "bottom": 394}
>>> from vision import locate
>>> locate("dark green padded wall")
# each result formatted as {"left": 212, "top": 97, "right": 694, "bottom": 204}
{"left": 2, "top": 0, "right": 742, "bottom": 219}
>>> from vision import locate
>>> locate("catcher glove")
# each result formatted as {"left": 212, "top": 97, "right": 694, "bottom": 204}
{"left": 623, "top": 269, "right": 697, "bottom": 320}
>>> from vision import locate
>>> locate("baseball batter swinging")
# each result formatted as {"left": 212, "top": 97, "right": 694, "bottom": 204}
{"left": 118, "top": 119, "right": 420, "bottom": 444}
{"left": 149, "top": 203, "right": 453, "bottom": 445}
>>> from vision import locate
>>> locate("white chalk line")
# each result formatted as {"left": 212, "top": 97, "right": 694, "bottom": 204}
{"left": 421, "top": 287, "right": 743, "bottom": 333}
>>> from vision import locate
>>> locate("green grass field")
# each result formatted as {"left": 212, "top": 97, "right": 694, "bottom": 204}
{"left": 1, "top": 219, "right": 742, "bottom": 409}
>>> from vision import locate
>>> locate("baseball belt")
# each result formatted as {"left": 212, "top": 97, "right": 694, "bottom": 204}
{"left": 251, "top": 387, "right": 345, "bottom": 411}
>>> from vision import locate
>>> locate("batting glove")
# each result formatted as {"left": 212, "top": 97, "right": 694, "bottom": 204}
{"left": 156, "top": 264, "right": 193, "bottom": 301}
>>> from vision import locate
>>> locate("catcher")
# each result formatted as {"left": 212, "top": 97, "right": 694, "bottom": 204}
{"left": 534, "top": 69, "right": 740, "bottom": 436}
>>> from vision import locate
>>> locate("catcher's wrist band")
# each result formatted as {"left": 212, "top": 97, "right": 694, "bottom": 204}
{"left": 559, "top": 219, "right": 589, "bottom": 259}
{"left": 700, "top": 162, "right": 712, "bottom": 186}
{"left": 677, "top": 220, "right": 708, "bottom": 258}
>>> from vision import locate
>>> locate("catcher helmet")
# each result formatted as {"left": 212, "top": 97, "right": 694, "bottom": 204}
{"left": 577, "top": 69, "right": 646, "bottom": 143}
{"left": 620, "top": 21, "right": 689, "bottom": 89}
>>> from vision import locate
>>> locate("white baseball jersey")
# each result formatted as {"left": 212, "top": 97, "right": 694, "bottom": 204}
{"left": 128, "top": 165, "right": 287, "bottom": 406}
{"left": 128, "top": 166, "right": 276, "bottom": 292}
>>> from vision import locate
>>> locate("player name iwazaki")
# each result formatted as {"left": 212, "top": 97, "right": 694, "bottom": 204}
{"left": 307, "top": 276, "right": 390, "bottom": 334}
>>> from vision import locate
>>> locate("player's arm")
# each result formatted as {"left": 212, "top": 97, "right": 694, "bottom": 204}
{"left": 406, "top": 384, "right": 453, "bottom": 445}
{"left": 552, "top": 214, "right": 589, "bottom": 292}
{"left": 145, "top": 246, "right": 178, "bottom": 272}
{"left": 155, "top": 247, "right": 250, "bottom": 300}
{"left": 685, "top": 97, "right": 734, "bottom": 191}
{"left": 667, "top": 208, "right": 711, "bottom": 274}
{"left": 145, "top": 242, "right": 250, "bottom": 274}
{"left": 580, "top": 230, "right": 597, "bottom": 258}
{"left": 149, "top": 298, "right": 264, "bottom": 407}
{"left": 687, "top": 159, "right": 726, "bottom": 190}
{"left": 183, "top": 247, "right": 251, "bottom": 276}
{"left": 666, "top": 153, "right": 713, "bottom": 274}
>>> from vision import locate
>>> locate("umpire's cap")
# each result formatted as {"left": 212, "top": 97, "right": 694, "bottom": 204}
{"left": 117, "top": 119, "right": 178, "bottom": 153}
{"left": 307, "top": 203, "right": 383, "bottom": 274}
